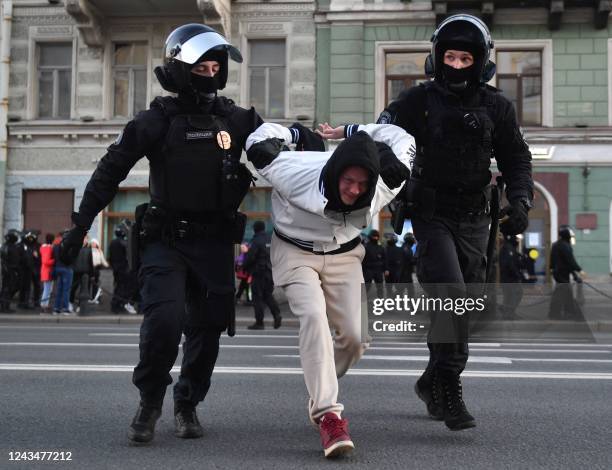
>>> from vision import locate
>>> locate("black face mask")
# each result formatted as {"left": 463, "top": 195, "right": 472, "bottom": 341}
{"left": 442, "top": 64, "right": 474, "bottom": 84}
{"left": 190, "top": 74, "right": 220, "bottom": 94}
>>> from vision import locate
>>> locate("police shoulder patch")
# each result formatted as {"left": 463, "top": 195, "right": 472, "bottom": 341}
{"left": 377, "top": 111, "right": 393, "bottom": 125}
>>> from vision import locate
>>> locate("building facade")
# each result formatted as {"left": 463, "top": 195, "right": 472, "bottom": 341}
{"left": 315, "top": 0, "right": 612, "bottom": 275}
{"left": 1, "top": 0, "right": 611, "bottom": 275}
{"left": 0, "top": 0, "right": 317, "bottom": 248}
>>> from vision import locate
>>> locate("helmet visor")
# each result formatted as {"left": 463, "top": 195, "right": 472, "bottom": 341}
{"left": 174, "top": 31, "right": 242, "bottom": 65}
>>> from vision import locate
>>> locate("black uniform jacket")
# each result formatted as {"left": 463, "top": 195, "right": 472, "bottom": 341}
{"left": 75, "top": 95, "right": 263, "bottom": 229}
{"left": 379, "top": 81, "right": 533, "bottom": 202}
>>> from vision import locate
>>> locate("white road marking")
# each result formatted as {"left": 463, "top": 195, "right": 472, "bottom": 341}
{"left": 265, "top": 354, "right": 513, "bottom": 364}
{"left": 0, "top": 342, "right": 609, "bottom": 355}
{"left": 88, "top": 333, "right": 301, "bottom": 339}
{"left": 1, "top": 363, "right": 612, "bottom": 380}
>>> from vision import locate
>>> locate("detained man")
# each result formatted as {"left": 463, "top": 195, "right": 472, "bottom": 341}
{"left": 245, "top": 122, "right": 413, "bottom": 458}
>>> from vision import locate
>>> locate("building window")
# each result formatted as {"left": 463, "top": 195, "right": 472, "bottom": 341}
{"left": 248, "top": 40, "right": 285, "bottom": 119}
{"left": 385, "top": 51, "right": 429, "bottom": 104}
{"left": 496, "top": 50, "right": 542, "bottom": 126}
{"left": 112, "top": 43, "right": 148, "bottom": 118}
{"left": 102, "top": 188, "right": 148, "bottom": 252}
{"left": 240, "top": 187, "right": 272, "bottom": 241}
{"left": 37, "top": 43, "right": 72, "bottom": 119}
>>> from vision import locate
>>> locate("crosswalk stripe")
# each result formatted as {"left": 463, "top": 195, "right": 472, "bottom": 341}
{"left": 266, "top": 354, "right": 513, "bottom": 364}
{"left": 0, "top": 342, "right": 609, "bottom": 354}
{"left": 1, "top": 363, "right": 611, "bottom": 379}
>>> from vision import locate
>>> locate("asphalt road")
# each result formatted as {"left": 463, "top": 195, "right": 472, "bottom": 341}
{"left": 1, "top": 322, "right": 611, "bottom": 469}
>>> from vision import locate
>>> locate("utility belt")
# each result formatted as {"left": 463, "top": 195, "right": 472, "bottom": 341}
{"left": 274, "top": 229, "right": 361, "bottom": 255}
{"left": 128, "top": 202, "right": 246, "bottom": 272}
{"left": 433, "top": 186, "right": 492, "bottom": 218}
{"left": 391, "top": 180, "right": 493, "bottom": 233}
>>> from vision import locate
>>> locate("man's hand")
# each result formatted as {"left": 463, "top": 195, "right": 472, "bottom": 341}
{"left": 59, "top": 225, "right": 87, "bottom": 266}
{"left": 316, "top": 122, "right": 344, "bottom": 140}
{"left": 246, "top": 138, "right": 285, "bottom": 169}
{"left": 499, "top": 199, "right": 530, "bottom": 235}
{"left": 377, "top": 142, "right": 410, "bottom": 189}
{"left": 289, "top": 123, "right": 325, "bottom": 151}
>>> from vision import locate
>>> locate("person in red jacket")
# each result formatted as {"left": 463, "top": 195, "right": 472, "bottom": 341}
{"left": 39, "top": 233, "right": 55, "bottom": 314}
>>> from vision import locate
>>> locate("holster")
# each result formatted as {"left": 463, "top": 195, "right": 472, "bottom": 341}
{"left": 405, "top": 176, "right": 436, "bottom": 221}
{"left": 221, "top": 162, "right": 255, "bottom": 213}
{"left": 128, "top": 202, "right": 148, "bottom": 273}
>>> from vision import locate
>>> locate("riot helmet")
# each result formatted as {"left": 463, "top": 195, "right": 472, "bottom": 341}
{"left": 404, "top": 232, "right": 416, "bottom": 246}
{"left": 4, "top": 230, "right": 18, "bottom": 244}
{"left": 115, "top": 222, "right": 128, "bottom": 240}
{"left": 425, "top": 14, "right": 495, "bottom": 88}
{"left": 24, "top": 230, "right": 38, "bottom": 244}
{"left": 155, "top": 24, "right": 242, "bottom": 95}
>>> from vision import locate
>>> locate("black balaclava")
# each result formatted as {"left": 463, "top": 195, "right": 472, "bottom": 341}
{"left": 320, "top": 131, "right": 380, "bottom": 213}
{"left": 190, "top": 47, "right": 228, "bottom": 96}
{"left": 435, "top": 21, "right": 485, "bottom": 93}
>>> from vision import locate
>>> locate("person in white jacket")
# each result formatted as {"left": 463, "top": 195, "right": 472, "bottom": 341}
{"left": 245, "top": 122, "right": 414, "bottom": 458}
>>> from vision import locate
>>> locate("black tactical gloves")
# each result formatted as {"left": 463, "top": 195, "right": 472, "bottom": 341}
{"left": 500, "top": 198, "right": 531, "bottom": 235}
{"left": 376, "top": 141, "right": 410, "bottom": 189}
{"left": 59, "top": 223, "right": 88, "bottom": 266}
{"left": 289, "top": 122, "right": 325, "bottom": 151}
{"left": 247, "top": 138, "right": 285, "bottom": 169}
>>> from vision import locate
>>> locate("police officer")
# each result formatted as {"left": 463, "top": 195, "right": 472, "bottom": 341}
{"left": 385, "top": 234, "right": 403, "bottom": 285}
{"left": 362, "top": 229, "right": 386, "bottom": 298}
{"left": 60, "top": 24, "right": 265, "bottom": 444}
{"left": 244, "top": 220, "right": 282, "bottom": 330}
{"left": 319, "top": 14, "right": 533, "bottom": 431}
{"left": 400, "top": 233, "right": 416, "bottom": 298}
{"left": 499, "top": 234, "right": 524, "bottom": 320}
{"left": 108, "top": 223, "right": 132, "bottom": 314}
{"left": 549, "top": 226, "right": 583, "bottom": 320}
{"left": 18, "top": 231, "right": 41, "bottom": 309}
{"left": 1, "top": 231, "right": 22, "bottom": 313}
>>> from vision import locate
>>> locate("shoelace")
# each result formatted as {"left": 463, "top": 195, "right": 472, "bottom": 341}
{"left": 321, "top": 416, "right": 348, "bottom": 441}
{"left": 443, "top": 380, "right": 467, "bottom": 415}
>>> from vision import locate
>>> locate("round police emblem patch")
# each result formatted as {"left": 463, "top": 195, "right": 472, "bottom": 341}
{"left": 217, "top": 131, "right": 231, "bottom": 150}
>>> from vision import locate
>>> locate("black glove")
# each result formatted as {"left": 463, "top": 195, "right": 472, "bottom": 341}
{"left": 247, "top": 138, "right": 285, "bottom": 169}
{"left": 376, "top": 141, "right": 410, "bottom": 189}
{"left": 500, "top": 198, "right": 530, "bottom": 235}
{"left": 59, "top": 224, "right": 88, "bottom": 266}
{"left": 289, "top": 122, "right": 325, "bottom": 151}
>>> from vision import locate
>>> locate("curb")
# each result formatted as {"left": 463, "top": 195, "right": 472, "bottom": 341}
{"left": 0, "top": 313, "right": 300, "bottom": 327}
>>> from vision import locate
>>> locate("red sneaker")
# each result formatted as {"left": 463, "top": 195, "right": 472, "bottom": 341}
{"left": 318, "top": 412, "right": 355, "bottom": 458}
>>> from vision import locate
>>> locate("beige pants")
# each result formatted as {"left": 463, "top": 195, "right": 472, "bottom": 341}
{"left": 271, "top": 233, "right": 368, "bottom": 421}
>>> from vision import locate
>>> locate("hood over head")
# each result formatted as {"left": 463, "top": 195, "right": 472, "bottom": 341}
{"left": 320, "top": 131, "right": 380, "bottom": 213}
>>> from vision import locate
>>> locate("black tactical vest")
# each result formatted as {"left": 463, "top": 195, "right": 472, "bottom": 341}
{"left": 417, "top": 82, "right": 496, "bottom": 194}
{"left": 148, "top": 99, "right": 236, "bottom": 213}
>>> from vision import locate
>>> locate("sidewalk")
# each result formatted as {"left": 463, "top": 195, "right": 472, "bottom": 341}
{"left": 0, "top": 301, "right": 299, "bottom": 326}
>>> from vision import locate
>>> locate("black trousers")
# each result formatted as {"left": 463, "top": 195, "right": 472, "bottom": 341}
{"left": 412, "top": 212, "right": 489, "bottom": 377}
{"left": 251, "top": 273, "right": 280, "bottom": 324}
{"left": 363, "top": 268, "right": 385, "bottom": 298}
{"left": 132, "top": 238, "right": 234, "bottom": 407}
{"left": 549, "top": 282, "right": 582, "bottom": 320}
{"left": 19, "top": 268, "right": 41, "bottom": 307}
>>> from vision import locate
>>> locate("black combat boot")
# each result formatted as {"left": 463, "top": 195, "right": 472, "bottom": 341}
{"left": 128, "top": 402, "right": 162, "bottom": 443}
{"left": 174, "top": 401, "right": 204, "bottom": 438}
{"left": 273, "top": 314, "right": 282, "bottom": 329}
{"left": 414, "top": 372, "right": 444, "bottom": 420}
{"left": 436, "top": 371, "right": 476, "bottom": 431}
